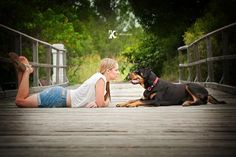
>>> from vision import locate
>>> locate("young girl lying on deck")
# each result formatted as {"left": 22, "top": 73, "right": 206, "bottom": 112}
{"left": 9, "top": 52, "right": 120, "bottom": 108}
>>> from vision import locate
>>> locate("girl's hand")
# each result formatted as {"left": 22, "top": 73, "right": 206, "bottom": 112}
{"left": 86, "top": 101, "right": 98, "bottom": 108}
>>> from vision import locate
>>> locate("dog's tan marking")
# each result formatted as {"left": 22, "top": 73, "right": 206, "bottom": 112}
{"left": 150, "top": 93, "right": 156, "bottom": 99}
{"left": 126, "top": 100, "right": 145, "bottom": 107}
{"left": 182, "top": 86, "right": 199, "bottom": 106}
{"left": 130, "top": 73, "right": 144, "bottom": 87}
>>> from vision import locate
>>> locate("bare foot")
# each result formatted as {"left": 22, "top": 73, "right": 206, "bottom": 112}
{"left": 9, "top": 52, "right": 26, "bottom": 72}
{"left": 18, "top": 56, "right": 30, "bottom": 65}
{"left": 18, "top": 56, "right": 34, "bottom": 74}
{"left": 25, "top": 65, "right": 34, "bottom": 74}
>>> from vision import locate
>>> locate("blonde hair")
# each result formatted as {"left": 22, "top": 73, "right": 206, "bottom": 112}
{"left": 99, "top": 58, "right": 117, "bottom": 101}
{"left": 99, "top": 58, "right": 117, "bottom": 74}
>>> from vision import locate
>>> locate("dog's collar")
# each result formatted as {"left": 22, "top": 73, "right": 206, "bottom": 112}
{"left": 147, "top": 77, "right": 159, "bottom": 91}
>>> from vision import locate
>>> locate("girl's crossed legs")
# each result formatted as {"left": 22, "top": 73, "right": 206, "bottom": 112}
{"left": 11, "top": 54, "right": 38, "bottom": 107}
{"left": 11, "top": 53, "right": 68, "bottom": 108}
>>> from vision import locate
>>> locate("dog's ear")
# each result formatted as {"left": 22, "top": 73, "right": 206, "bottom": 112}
{"left": 138, "top": 67, "right": 151, "bottom": 78}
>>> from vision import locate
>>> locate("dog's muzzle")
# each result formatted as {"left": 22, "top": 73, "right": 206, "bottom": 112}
{"left": 129, "top": 73, "right": 141, "bottom": 84}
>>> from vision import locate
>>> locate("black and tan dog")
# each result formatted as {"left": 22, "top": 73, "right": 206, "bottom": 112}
{"left": 116, "top": 68, "right": 226, "bottom": 107}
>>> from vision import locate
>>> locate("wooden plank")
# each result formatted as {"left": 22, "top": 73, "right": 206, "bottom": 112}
{"left": 0, "top": 83, "right": 236, "bottom": 157}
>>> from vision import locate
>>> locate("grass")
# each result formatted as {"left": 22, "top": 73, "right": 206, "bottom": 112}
{"left": 67, "top": 54, "right": 132, "bottom": 84}
{"left": 161, "top": 56, "right": 179, "bottom": 83}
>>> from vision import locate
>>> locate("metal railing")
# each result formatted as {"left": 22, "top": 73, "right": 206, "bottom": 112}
{"left": 178, "top": 23, "right": 236, "bottom": 94}
{"left": 0, "top": 24, "right": 68, "bottom": 97}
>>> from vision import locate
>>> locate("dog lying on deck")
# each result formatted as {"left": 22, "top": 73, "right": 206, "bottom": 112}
{"left": 116, "top": 68, "right": 226, "bottom": 107}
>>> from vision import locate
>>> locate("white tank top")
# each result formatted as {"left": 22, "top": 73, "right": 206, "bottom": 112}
{"left": 70, "top": 72, "right": 107, "bottom": 108}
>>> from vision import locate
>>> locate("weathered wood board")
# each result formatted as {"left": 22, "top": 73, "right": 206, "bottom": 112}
{"left": 0, "top": 83, "right": 236, "bottom": 157}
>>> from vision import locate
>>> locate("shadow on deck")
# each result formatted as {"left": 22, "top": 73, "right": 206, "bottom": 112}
{"left": 0, "top": 83, "right": 236, "bottom": 157}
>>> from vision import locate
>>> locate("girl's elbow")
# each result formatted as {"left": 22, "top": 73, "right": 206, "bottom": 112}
{"left": 96, "top": 101, "right": 106, "bottom": 107}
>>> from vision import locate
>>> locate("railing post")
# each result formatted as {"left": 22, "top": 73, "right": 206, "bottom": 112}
{"left": 187, "top": 47, "right": 192, "bottom": 82}
{"left": 63, "top": 50, "right": 67, "bottom": 83}
{"left": 178, "top": 45, "right": 188, "bottom": 83}
{"left": 206, "top": 36, "right": 214, "bottom": 82}
{"left": 221, "top": 31, "right": 230, "bottom": 84}
{"left": 56, "top": 49, "right": 60, "bottom": 84}
{"left": 194, "top": 44, "right": 201, "bottom": 82}
{"left": 178, "top": 49, "right": 183, "bottom": 83}
{"left": 52, "top": 44, "right": 65, "bottom": 84}
{"left": 46, "top": 46, "right": 52, "bottom": 85}
{"left": 32, "top": 41, "right": 39, "bottom": 86}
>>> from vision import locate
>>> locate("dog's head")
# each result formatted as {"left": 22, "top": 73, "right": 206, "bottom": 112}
{"left": 129, "top": 67, "right": 157, "bottom": 89}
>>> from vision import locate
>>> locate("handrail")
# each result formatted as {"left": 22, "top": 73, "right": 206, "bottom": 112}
{"left": 0, "top": 24, "right": 65, "bottom": 51}
{"left": 0, "top": 24, "right": 68, "bottom": 94}
{"left": 177, "top": 23, "right": 236, "bottom": 94}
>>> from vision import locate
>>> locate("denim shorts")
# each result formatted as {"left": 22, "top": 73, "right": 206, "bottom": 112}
{"left": 38, "top": 86, "right": 67, "bottom": 108}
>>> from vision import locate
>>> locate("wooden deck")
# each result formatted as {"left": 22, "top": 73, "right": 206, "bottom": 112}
{"left": 0, "top": 83, "right": 236, "bottom": 157}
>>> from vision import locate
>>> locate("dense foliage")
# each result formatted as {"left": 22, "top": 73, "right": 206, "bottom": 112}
{"left": 0, "top": 0, "right": 235, "bottom": 83}
{"left": 183, "top": 0, "right": 236, "bottom": 44}
{"left": 126, "top": 0, "right": 235, "bottom": 79}
{"left": 1, "top": 0, "right": 143, "bottom": 83}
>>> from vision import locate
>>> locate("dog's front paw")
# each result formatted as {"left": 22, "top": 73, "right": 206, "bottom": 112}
{"left": 126, "top": 104, "right": 139, "bottom": 107}
{"left": 116, "top": 104, "right": 122, "bottom": 107}
{"left": 182, "top": 101, "right": 191, "bottom": 107}
{"left": 116, "top": 103, "right": 128, "bottom": 107}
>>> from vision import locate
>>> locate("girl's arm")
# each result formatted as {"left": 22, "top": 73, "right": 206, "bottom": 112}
{"left": 95, "top": 78, "right": 106, "bottom": 107}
